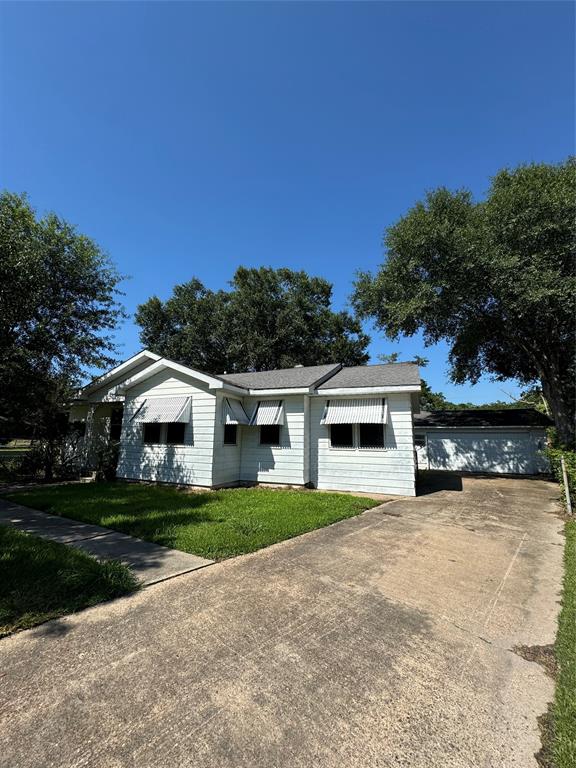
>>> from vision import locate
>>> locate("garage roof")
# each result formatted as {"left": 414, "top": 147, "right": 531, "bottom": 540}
{"left": 414, "top": 409, "right": 553, "bottom": 428}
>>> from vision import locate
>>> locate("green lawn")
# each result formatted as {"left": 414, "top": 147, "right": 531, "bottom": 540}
{"left": 553, "top": 519, "right": 576, "bottom": 768}
{"left": 0, "top": 526, "right": 138, "bottom": 637}
{"left": 6, "top": 482, "right": 379, "bottom": 560}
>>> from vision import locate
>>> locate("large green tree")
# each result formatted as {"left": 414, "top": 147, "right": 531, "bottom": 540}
{"left": 0, "top": 192, "right": 124, "bottom": 454}
{"left": 136, "top": 267, "right": 370, "bottom": 372}
{"left": 353, "top": 159, "right": 576, "bottom": 447}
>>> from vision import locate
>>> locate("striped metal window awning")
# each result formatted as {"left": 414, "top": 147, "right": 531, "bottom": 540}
{"left": 249, "top": 400, "right": 285, "bottom": 426}
{"left": 131, "top": 396, "right": 192, "bottom": 423}
{"left": 222, "top": 398, "right": 250, "bottom": 425}
{"left": 321, "top": 398, "right": 387, "bottom": 425}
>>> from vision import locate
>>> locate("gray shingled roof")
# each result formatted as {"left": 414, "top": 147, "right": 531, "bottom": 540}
{"left": 414, "top": 409, "right": 553, "bottom": 428}
{"left": 317, "top": 362, "right": 420, "bottom": 389}
{"left": 217, "top": 363, "right": 342, "bottom": 390}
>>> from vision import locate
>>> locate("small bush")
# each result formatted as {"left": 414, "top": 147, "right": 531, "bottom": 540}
{"left": 0, "top": 457, "right": 28, "bottom": 483}
{"left": 19, "top": 435, "right": 84, "bottom": 482}
{"left": 94, "top": 439, "right": 119, "bottom": 481}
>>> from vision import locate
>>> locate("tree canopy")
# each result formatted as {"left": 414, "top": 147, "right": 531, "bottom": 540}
{"left": 136, "top": 267, "right": 370, "bottom": 372}
{"left": 353, "top": 159, "right": 576, "bottom": 447}
{"left": 378, "top": 355, "right": 542, "bottom": 411}
{"left": 418, "top": 379, "right": 546, "bottom": 412}
{"left": 0, "top": 191, "right": 124, "bottom": 436}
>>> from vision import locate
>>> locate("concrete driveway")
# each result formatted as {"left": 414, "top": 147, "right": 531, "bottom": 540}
{"left": 0, "top": 476, "right": 564, "bottom": 768}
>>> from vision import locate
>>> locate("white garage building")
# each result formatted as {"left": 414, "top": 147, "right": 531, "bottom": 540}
{"left": 413, "top": 409, "right": 551, "bottom": 475}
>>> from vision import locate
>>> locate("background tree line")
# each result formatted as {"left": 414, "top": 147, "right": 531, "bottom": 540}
{"left": 135, "top": 267, "right": 369, "bottom": 373}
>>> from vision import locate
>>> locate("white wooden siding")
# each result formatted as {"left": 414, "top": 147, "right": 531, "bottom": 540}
{"left": 239, "top": 395, "right": 306, "bottom": 485}
{"left": 310, "top": 392, "right": 416, "bottom": 496}
{"left": 117, "top": 370, "right": 216, "bottom": 487}
{"left": 211, "top": 393, "right": 243, "bottom": 487}
{"left": 303, "top": 395, "right": 311, "bottom": 485}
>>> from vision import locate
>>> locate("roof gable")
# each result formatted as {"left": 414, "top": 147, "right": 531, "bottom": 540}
{"left": 116, "top": 357, "right": 239, "bottom": 394}
{"left": 80, "top": 350, "right": 161, "bottom": 396}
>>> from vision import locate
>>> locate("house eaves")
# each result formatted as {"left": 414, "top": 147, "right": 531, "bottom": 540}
{"left": 245, "top": 387, "right": 311, "bottom": 396}
{"left": 79, "top": 350, "right": 162, "bottom": 398}
{"left": 317, "top": 384, "right": 421, "bottom": 396}
{"left": 115, "top": 358, "right": 247, "bottom": 395}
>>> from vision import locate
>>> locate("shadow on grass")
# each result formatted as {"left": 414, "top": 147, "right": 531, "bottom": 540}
{"left": 0, "top": 525, "right": 139, "bottom": 639}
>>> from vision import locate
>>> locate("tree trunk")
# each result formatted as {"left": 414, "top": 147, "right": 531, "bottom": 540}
{"left": 540, "top": 367, "right": 575, "bottom": 449}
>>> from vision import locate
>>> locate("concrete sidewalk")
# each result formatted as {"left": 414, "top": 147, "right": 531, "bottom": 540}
{"left": 0, "top": 498, "right": 213, "bottom": 585}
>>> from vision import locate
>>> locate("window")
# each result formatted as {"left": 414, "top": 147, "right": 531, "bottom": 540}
{"left": 330, "top": 424, "right": 354, "bottom": 448}
{"left": 358, "top": 423, "right": 385, "bottom": 449}
{"left": 110, "top": 407, "right": 123, "bottom": 441}
{"left": 260, "top": 425, "right": 281, "bottom": 445}
{"left": 414, "top": 434, "right": 426, "bottom": 447}
{"left": 143, "top": 423, "right": 162, "bottom": 444}
{"left": 166, "top": 422, "right": 186, "bottom": 445}
{"left": 224, "top": 424, "right": 237, "bottom": 445}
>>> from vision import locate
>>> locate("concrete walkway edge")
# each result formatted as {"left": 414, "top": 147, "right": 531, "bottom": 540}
{"left": 0, "top": 498, "right": 214, "bottom": 586}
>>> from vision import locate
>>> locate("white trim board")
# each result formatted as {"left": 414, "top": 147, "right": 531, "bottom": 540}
{"left": 80, "top": 350, "right": 161, "bottom": 395}
{"left": 317, "top": 385, "right": 421, "bottom": 396}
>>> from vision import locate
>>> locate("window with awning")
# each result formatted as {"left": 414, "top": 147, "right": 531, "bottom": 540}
{"left": 131, "top": 396, "right": 191, "bottom": 423}
{"left": 222, "top": 398, "right": 250, "bottom": 425}
{"left": 249, "top": 400, "right": 285, "bottom": 426}
{"left": 321, "top": 398, "right": 386, "bottom": 425}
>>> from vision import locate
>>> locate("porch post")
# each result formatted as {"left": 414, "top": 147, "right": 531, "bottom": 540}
{"left": 83, "top": 404, "right": 97, "bottom": 469}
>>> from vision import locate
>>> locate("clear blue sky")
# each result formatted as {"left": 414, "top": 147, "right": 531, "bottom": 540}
{"left": 1, "top": 1, "right": 573, "bottom": 401}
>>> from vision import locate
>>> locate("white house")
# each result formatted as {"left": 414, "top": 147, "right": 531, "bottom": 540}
{"left": 71, "top": 351, "right": 422, "bottom": 496}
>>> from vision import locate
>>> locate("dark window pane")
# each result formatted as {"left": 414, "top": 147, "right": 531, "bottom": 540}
{"left": 110, "top": 407, "right": 123, "bottom": 441}
{"left": 143, "top": 423, "right": 161, "bottom": 444}
{"left": 260, "top": 425, "right": 281, "bottom": 445}
{"left": 166, "top": 423, "right": 186, "bottom": 445}
{"left": 330, "top": 424, "right": 354, "bottom": 448}
{"left": 224, "top": 424, "right": 237, "bottom": 445}
{"left": 359, "top": 423, "right": 385, "bottom": 448}
{"left": 414, "top": 434, "right": 426, "bottom": 447}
